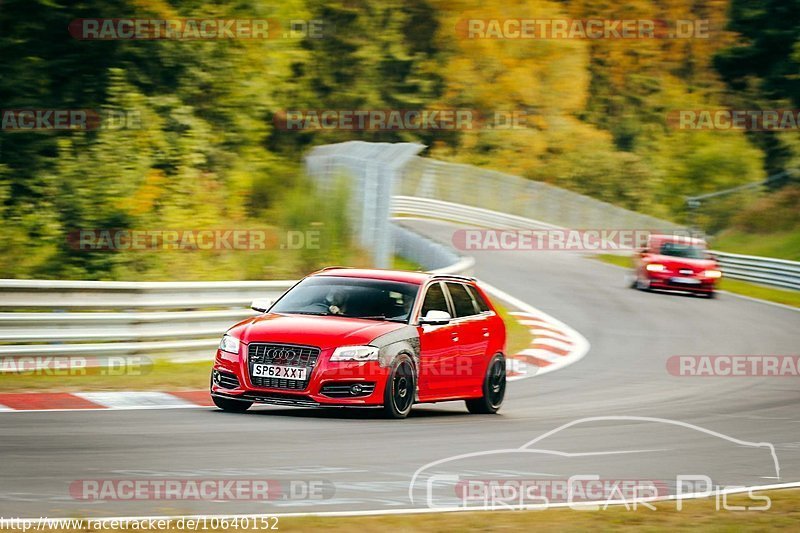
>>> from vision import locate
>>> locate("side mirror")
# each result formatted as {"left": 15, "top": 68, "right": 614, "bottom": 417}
{"left": 419, "top": 310, "right": 452, "bottom": 326}
{"left": 250, "top": 298, "right": 274, "bottom": 313}
{"left": 638, "top": 248, "right": 648, "bottom": 256}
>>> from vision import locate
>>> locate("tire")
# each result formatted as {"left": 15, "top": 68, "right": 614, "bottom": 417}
{"left": 707, "top": 290, "right": 717, "bottom": 299}
{"left": 212, "top": 395, "right": 253, "bottom": 413}
{"left": 382, "top": 355, "right": 415, "bottom": 419}
{"left": 466, "top": 354, "right": 506, "bottom": 414}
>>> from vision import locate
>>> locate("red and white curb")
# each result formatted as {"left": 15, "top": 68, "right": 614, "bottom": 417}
{"left": 481, "top": 282, "right": 590, "bottom": 382}
{"left": 0, "top": 391, "right": 213, "bottom": 412}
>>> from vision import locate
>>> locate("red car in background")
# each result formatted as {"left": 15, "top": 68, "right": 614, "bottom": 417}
{"left": 632, "top": 234, "right": 722, "bottom": 297}
{"left": 211, "top": 268, "right": 507, "bottom": 419}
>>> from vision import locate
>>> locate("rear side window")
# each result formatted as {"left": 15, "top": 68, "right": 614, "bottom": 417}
{"left": 467, "top": 285, "right": 491, "bottom": 312}
{"left": 446, "top": 282, "right": 479, "bottom": 317}
{"left": 420, "top": 282, "right": 449, "bottom": 316}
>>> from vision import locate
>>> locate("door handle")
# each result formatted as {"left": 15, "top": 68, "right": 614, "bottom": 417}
{"left": 482, "top": 328, "right": 490, "bottom": 338}
{"left": 451, "top": 332, "right": 459, "bottom": 342}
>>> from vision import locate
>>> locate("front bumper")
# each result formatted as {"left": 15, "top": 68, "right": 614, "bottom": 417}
{"left": 644, "top": 271, "right": 717, "bottom": 293}
{"left": 211, "top": 348, "right": 391, "bottom": 407}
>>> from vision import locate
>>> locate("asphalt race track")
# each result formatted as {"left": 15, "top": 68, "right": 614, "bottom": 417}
{"left": 1, "top": 219, "right": 798, "bottom": 518}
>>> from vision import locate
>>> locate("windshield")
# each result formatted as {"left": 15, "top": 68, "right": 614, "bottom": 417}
{"left": 270, "top": 276, "right": 419, "bottom": 322}
{"left": 659, "top": 242, "right": 706, "bottom": 259}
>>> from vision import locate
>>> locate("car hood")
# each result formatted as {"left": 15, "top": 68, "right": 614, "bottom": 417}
{"left": 227, "top": 313, "right": 408, "bottom": 350}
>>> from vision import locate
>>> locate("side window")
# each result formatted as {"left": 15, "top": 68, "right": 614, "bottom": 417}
{"left": 420, "top": 282, "right": 449, "bottom": 317}
{"left": 466, "top": 285, "right": 491, "bottom": 312}
{"left": 446, "top": 282, "right": 479, "bottom": 317}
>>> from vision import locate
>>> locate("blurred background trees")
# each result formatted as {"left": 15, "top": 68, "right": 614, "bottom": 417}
{"left": 0, "top": 0, "right": 797, "bottom": 279}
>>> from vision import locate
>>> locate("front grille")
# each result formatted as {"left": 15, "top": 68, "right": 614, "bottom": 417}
{"left": 320, "top": 382, "right": 376, "bottom": 398}
{"left": 248, "top": 343, "right": 320, "bottom": 390}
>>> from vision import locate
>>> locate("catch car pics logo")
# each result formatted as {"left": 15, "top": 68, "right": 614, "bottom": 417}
{"left": 410, "top": 416, "right": 780, "bottom": 512}
{"left": 68, "top": 18, "right": 327, "bottom": 40}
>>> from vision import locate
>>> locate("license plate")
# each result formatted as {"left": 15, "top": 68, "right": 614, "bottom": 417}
{"left": 670, "top": 277, "right": 701, "bottom": 285}
{"left": 252, "top": 364, "right": 307, "bottom": 380}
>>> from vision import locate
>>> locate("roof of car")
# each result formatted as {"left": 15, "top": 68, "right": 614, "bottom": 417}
{"left": 311, "top": 268, "right": 462, "bottom": 285}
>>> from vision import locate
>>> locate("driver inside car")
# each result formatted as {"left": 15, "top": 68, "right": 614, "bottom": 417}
{"left": 324, "top": 287, "right": 348, "bottom": 315}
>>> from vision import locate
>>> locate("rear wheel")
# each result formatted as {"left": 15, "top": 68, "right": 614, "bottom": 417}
{"left": 382, "top": 355, "right": 415, "bottom": 419}
{"left": 466, "top": 354, "right": 506, "bottom": 414}
{"left": 212, "top": 395, "right": 252, "bottom": 413}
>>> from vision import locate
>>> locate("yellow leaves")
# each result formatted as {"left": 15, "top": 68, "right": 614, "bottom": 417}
{"left": 130, "top": 0, "right": 179, "bottom": 19}
{"left": 124, "top": 169, "right": 167, "bottom": 217}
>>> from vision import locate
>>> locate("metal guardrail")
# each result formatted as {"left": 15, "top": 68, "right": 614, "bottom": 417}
{"left": 713, "top": 251, "right": 800, "bottom": 291}
{"left": 0, "top": 220, "right": 473, "bottom": 362}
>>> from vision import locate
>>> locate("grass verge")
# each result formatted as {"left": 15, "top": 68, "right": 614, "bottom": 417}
{"left": 711, "top": 230, "right": 800, "bottom": 262}
{"left": 0, "top": 360, "right": 211, "bottom": 393}
{"left": 592, "top": 254, "right": 800, "bottom": 308}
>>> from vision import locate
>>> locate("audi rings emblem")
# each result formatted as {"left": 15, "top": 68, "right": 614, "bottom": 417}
{"left": 266, "top": 347, "right": 299, "bottom": 362}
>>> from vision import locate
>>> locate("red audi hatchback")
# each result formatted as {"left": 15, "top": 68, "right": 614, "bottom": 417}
{"left": 210, "top": 268, "right": 507, "bottom": 418}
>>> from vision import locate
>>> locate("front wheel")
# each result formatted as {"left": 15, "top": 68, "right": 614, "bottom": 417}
{"left": 212, "top": 395, "right": 252, "bottom": 413}
{"left": 382, "top": 355, "right": 415, "bottom": 419}
{"left": 466, "top": 354, "right": 506, "bottom": 414}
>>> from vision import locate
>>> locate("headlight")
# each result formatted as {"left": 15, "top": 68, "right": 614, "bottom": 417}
{"left": 703, "top": 269, "right": 722, "bottom": 279}
{"left": 646, "top": 263, "right": 666, "bottom": 272}
{"left": 218, "top": 334, "right": 240, "bottom": 354}
{"left": 330, "top": 345, "right": 379, "bottom": 362}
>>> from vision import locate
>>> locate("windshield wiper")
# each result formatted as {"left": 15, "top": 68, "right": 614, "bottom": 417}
{"left": 353, "top": 315, "right": 408, "bottom": 323}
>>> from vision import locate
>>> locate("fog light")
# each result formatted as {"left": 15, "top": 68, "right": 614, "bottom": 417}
{"left": 212, "top": 370, "right": 221, "bottom": 385}
{"left": 350, "top": 384, "right": 363, "bottom": 395}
